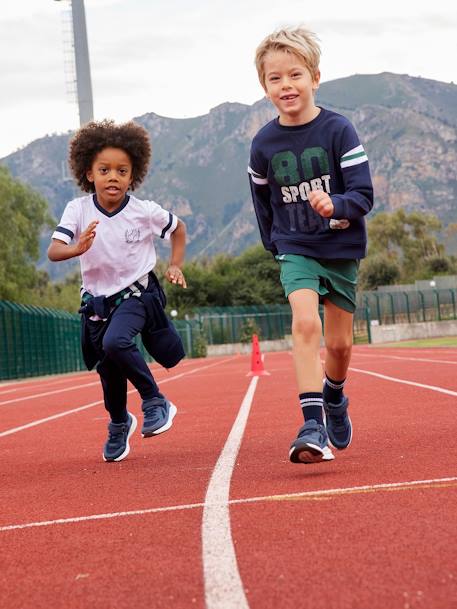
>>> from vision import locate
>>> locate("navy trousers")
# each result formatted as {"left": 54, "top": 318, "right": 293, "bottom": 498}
{"left": 87, "top": 296, "right": 162, "bottom": 423}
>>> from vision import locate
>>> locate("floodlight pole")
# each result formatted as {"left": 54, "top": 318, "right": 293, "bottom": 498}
{"left": 55, "top": 0, "right": 94, "bottom": 125}
{"left": 72, "top": 0, "right": 93, "bottom": 124}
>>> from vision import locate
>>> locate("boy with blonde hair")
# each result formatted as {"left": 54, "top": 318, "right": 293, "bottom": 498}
{"left": 248, "top": 26, "right": 374, "bottom": 463}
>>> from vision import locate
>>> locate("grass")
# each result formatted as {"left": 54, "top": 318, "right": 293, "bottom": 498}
{"left": 375, "top": 336, "right": 457, "bottom": 348}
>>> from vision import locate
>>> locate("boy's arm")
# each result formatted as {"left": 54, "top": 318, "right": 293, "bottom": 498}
{"left": 248, "top": 166, "right": 277, "bottom": 256}
{"left": 48, "top": 220, "right": 99, "bottom": 261}
{"left": 165, "top": 219, "right": 187, "bottom": 288}
{"left": 330, "top": 162, "right": 373, "bottom": 220}
{"left": 330, "top": 125, "right": 374, "bottom": 220}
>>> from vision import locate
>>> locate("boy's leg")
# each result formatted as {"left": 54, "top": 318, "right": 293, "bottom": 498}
{"left": 86, "top": 316, "right": 133, "bottom": 423}
{"left": 288, "top": 289, "right": 334, "bottom": 463}
{"left": 323, "top": 299, "right": 354, "bottom": 449}
{"left": 96, "top": 357, "right": 137, "bottom": 462}
{"left": 102, "top": 297, "right": 176, "bottom": 438}
{"left": 289, "top": 288, "right": 323, "bottom": 394}
{"left": 102, "top": 297, "right": 161, "bottom": 401}
{"left": 97, "top": 357, "right": 128, "bottom": 422}
{"left": 323, "top": 299, "right": 353, "bottom": 383}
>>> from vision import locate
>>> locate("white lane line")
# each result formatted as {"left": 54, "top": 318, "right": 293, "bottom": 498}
{"left": 0, "top": 501, "right": 205, "bottom": 532}
{"left": 0, "top": 357, "right": 229, "bottom": 406}
{"left": 0, "top": 372, "right": 95, "bottom": 394}
{"left": 0, "top": 399, "right": 105, "bottom": 437}
{"left": 230, "top": 476, "right": 457, "bottom": 504}
{"left": 0, "top": 377, "right": 94, "bottom": 396}
{"left": 349, "top": 367, "right": 457, "bottom": 396}
{"left": 0, "top": 357, "right": 236, "bottom": 438}
{"left": 0, "top": 371, "right": 178, "bottom": 406}
{"left": 0, "top": 381, "right": 100, "bottom": 406}
{"left": 354, "top": 353, "right": 457, "bottom": 365}
{"left": 202, "top": 376, "right": 259, "bottom": 609}
{"left": 2, "top": 475, "right": 455, "bottom": 533}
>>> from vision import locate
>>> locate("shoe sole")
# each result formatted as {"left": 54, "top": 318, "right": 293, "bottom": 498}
{"left": 103, "top": 413, "right": 137, "bottom": 462}
{"left": 327, "top": 413, "right": 353, "bottom": 450}
{"left": 289, "top": 442, "right": 335, "bottom": 464}
{"left": 142, "top": 403, "right": 177, "bottom": 438}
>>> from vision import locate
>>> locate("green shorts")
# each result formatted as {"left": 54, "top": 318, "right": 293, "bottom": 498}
{"left": 276, "top": 254, "right": 359, "bottom": 313}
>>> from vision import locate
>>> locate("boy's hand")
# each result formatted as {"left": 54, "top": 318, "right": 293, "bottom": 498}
{"left": 308, "top": 190, "right": 334, "bottom": 218}
{"left": 165, "top": 265, "right": 187, "bottom": 288}
{"left": 75, "top": 220, "right": 99, "bottom": 255}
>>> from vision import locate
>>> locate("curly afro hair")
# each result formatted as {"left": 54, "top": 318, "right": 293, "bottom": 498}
{"left": 69, "top": 119, "right": 152, "bottom": 192}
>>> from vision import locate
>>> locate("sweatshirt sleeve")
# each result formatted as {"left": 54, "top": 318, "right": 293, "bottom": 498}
{"left": 330, "top": 122, "right": 374, "bottom": 220}
{"left": 248, "top": 144, "right": 278, "bottom": 256}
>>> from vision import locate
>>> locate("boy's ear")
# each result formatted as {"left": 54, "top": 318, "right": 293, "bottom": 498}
{"left": 312, "top": 69, "right": 321, "bottom": 91}
{"left": 86, "top": 170, "right": 94, "bottom": 183}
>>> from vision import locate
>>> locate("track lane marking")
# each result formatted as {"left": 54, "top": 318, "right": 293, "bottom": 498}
{"left": 0, "top": 381, "right": 101, "bottom": 406}
{"left": 354, "top": 353, "right": 457, "bottom": 365}
{"left": 0, "top": 373, "right": 96, "bottom": 395}
{"left": 2, "top": 476, "right": 456, "bottom": 533}
{"left": 202, "top": 376, "right": 258, "bottom": 609}
{"left": 0, "top": 357, "right": 237, "bottom": 438}
{"left": 0, "top": 358, "right": 211, "bottom": 406}
{"left": 349, "top": 367, "right": 457, "bottom": 396}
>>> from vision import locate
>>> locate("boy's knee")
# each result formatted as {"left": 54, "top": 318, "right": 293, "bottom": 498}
{"left": 102, "top": 333, "right": 130, "bottom": 357}
{"left": 325, "top": 338, "right": 352, "bottom": 359}
{"left": 292, "top": 314, "right": 321, "bottom": 339}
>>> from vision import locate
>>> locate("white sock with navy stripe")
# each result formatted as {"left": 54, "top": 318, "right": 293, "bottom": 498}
{"left": 299, "top": 392, "right": 324, "bottom": 424}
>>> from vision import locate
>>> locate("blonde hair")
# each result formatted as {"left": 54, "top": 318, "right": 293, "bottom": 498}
{"left": 255, "top": 26, "right": 321, "bottom": 89}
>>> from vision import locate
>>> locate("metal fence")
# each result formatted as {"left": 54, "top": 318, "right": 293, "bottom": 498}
{"left": 357, "top": 288, "right": 457, "bottom": 342}
{"left": 0, "top": 301, "right": 203, "bottom": 381}
{"left": 194, "top": 305, "right": 292, "bottom": 345}
{"left": 0, "top": 301, "right": 85, "bottom": 380}
{"left": 359, "top": 288, "right": 457, "bottom": 325}
{"left": 1, "top": 287, "right": 456, "bottom": 380}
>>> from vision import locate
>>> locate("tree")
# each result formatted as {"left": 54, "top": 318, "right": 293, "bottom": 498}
{"left": 162, "top": 244, "right": 285, "bottom": 315}
{"left": 234, "top": 245, "right": 285, "bottom": 304}
{"left": 358, "top": 254, "right": 401, "bottom": 290}
{"left": 0, "top": 167, "right": 53, "bottom": 301}
{"left": 365, "top": 209, "right": 454, "bottom": 285}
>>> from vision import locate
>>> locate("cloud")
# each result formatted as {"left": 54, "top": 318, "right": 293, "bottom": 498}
{"left": 0, "top": 0, "right": 456, "bottom": 157}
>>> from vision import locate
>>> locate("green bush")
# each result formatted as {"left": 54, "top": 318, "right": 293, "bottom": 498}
{"left": 192, "top": 330, "right": 208, "bottom": 358}
{"left": 239, "top": 318, "right": 261, "bottom": 344}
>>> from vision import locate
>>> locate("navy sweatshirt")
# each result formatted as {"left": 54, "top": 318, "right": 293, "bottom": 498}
{"left": 248, "top": 107, "right": 374, "bottom": 259}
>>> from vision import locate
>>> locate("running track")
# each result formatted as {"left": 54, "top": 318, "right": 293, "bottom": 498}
{"left": 1, "top": 346, "right": 456, "bottom": 609}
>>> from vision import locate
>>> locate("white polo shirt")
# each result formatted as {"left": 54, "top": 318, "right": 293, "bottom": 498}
{"left": 52, "top": 193, "right": 178, "bottom": 297}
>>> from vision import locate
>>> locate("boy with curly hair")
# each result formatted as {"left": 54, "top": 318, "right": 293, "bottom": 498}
{"left": 48, "top": 119, "right": 187, "bottom": 462}
{"left": 249, "top": 27, "right": 374, "bottom": 464}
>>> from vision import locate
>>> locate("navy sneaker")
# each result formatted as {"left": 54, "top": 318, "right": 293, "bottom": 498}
{"left": 103, "top": 413, "right": 137, "bottom": 462}
{"left": 324, "top": 396, "right": 352, "bottom": 450}
{"left": 289, "top": 419, "right": 334, "bottom": 464}
{"left": 142, "top": 397, "right": 177, "bottom": 438}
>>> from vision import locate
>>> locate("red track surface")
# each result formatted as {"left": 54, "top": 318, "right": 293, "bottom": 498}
{"left": 1, "top": 347, "right": 456, "bottom": 609}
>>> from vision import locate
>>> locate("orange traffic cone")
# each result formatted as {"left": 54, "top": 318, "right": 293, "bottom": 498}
{"left": 247, "top": 334, "right": 270, "bottom": 376}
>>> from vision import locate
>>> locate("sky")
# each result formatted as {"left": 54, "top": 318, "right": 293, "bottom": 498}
{"left": 0, "top": 0, "right": 456, "bottom": 158}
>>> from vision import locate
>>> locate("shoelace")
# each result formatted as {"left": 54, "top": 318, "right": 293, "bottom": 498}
{"left": 143, "top": 404, "right": 165, "bottom": 423}
{"left": 298, "top": 421, "right": 323, "bottom": 438}
{"left": 108, "top": 424, "right": 128, "bottom": 444}
{"left": 328, "top": 412, "right": 348, "bottom": 430}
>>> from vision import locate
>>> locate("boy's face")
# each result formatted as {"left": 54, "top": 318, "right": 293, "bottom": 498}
{"left": 86, "top": 147, "right": 133, "bottom": 210}
{"left": 263, "top": 50, "right": 320, "bottom": 126}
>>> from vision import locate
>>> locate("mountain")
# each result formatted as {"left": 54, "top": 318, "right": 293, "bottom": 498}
{"left": 2, "top": 72, "right": 457, "bottom": 278}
